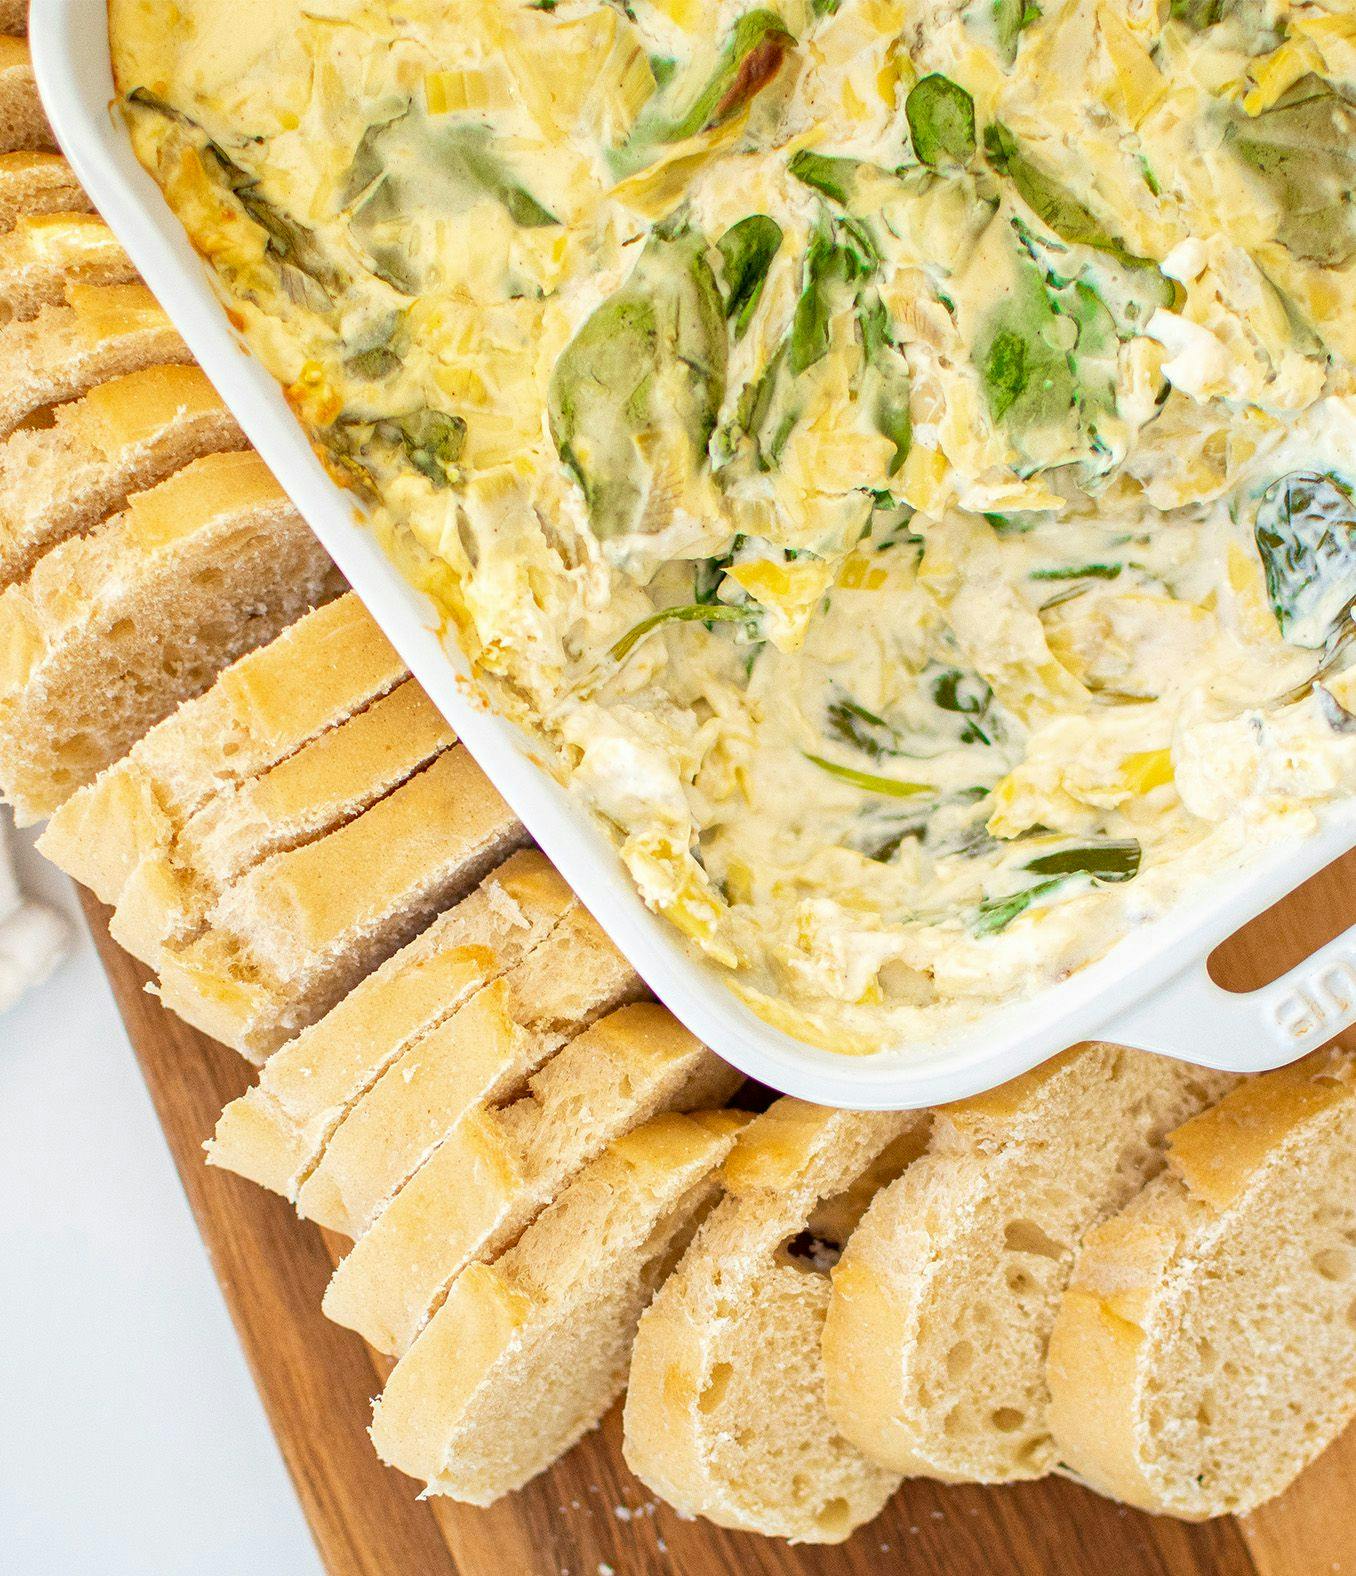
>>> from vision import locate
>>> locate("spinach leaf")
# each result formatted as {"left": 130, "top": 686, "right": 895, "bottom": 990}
{"left": 1254, "top": 470, "right": 1356, "bottom": 648}
{"left": 1023, "top": 838, "right": 1141, "bottom": 881}
{"left": 729, "top": 341, "right": 800, "bottom": 470}
{"left": 1222, "top": 75, "right": 1356, "bottom": 269}
{"left": 790, "top": 215, "right": 877, "bottom": 373}
{"left": 717, "top": 214, "right": 783, "bottom": 339}
{"left": 1030, "top": 562, "right": 1123, "bottom": 581}
{"left": 858, "top": 291, "right": 912, "bottom": 474}
{"left": 343, "top": 312, "right": 406, "bottom": 381}
{"left": 610, "top": 601, "right": 760, "bottom": 663}
{"left": 975, "top": 245, "right": 1078, "bottom": 429}
{"left": 787, "top": 149, "right": 862, "bottom": 205}
{"left": 549, "top": 222, "right": 727, "bottom": 538}
{"left": 975, "top": 838, "right": 1140, "bottom": 933}
{"left": 905, "top": 75, "right": 976, "bottom": 167}
{"left": 1170, "top": 0, "right": 1230, "bottom": 25}
{"left": 826, "top": 694, "right": 900, "bottom": 760}
{"left": 344, "top": 110, "right": 557, "bottom": 291}
{"left": 992, "top": 0, "right": 1041, "bottom": 61}
{"left": 125, "top": 83, "right": 349, "bottom": 310}
{"left": 930, "top": 667, "right": 995, "bottom": 745}
{"left": 985, "top": 123, "right": 1172, "bottom": 311}
{"left": 975, "top": 876, "right": 1065, "bottom": 934}
{"left": 803, "top": 754, "right": 932, "bottom": 797}
{"left": 721, "top": 216, "right": 890, "bottom": 472}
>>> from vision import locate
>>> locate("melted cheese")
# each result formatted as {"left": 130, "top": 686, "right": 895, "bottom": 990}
{"left": 110, "top": 0, "right": 1356, "bottom": 1052}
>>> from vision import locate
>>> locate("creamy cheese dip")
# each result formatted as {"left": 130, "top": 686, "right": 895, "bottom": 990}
{"left": 110, "top": 0, "right": 1356, "bottom": 1052}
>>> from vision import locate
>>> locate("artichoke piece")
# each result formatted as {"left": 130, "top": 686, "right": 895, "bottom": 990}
{"left": 548, "top": 221, "right": 727, "bottom": 540}
{"left": 324, "top": 408, "right": 466, "bottom": 489}
{"left": 614, "top": 9, "right": 794, "bottom": 172}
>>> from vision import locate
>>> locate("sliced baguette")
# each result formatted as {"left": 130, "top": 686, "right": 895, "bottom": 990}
{"left": 0, "top": 37, "right": 53, "bottom": 155}
{"left": 1047, "top": 1047, "right": 1356, "bottom": 1518}
{"left": 320, "top": 1003, "right": 739, "bottom": 1357}
{"left": 0, "top": 4, "right": 27, "bottom": 36}
{"left": 371, "top": 1108, "right": 747, "bottom": 1505}
{"left": 208, "top": 850, "right": 575, "bottom": 1197}
{"left": 0, "top": 283, "right": 190, "bottom": 438}
{"left": 822, "top": 1044, "right": 1236, "bottom": 1485}
{"left": 0, "top": 153, "right": 91, "bottom": 233}
{"left": 299, "top": 897, "right": 642, "bottom": 1238}
{"left": 0, "top": 363, "right": 246, "bottom": 586}
{"left": 39, "top": 592, "right": 405, "bottom": 903}
{"left": 0, "top": 212, "right": 136, "bottom": 324}
{"left": 109, "top": 678, "right": 455, "bottom": 964}
{"left": 0, "top": 449, "right": 340, "bottom": 821}
{"left": 623, "top": 1099, "right": 928, "bottom": 1543}
{"left": 155, "top": 746, "right": 526, "bottom": 1058}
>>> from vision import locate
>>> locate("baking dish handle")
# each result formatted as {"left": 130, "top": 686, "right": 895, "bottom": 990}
{"left": 1103, "top": 923, "right": 1356, "bottom": 1072}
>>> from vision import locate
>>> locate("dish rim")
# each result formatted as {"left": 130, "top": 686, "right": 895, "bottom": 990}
{"left": 32, "top": 0, "right": 1356, "bottom": 1108}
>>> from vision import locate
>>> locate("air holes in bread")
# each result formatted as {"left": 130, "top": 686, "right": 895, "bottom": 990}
{"left": 1003, "top": 1219, "right": 1065, "bottom": 1259}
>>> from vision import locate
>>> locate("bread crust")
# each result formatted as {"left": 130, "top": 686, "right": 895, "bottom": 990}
{"left": 39, "top": 594, "right": 405, "bottom": 902}
{"left": 0, "top": 362, "right": 247, "bottom": 586}
{"left": 371, "top": 1110, "right": 745, "bottom": 1504}
{"left": 0, "top": 450, "right": 339, "bottom": 820}
{"left": 623, "top": 1099, "right": 925, "bottom": 1542}
{"left": 208, "top": 850, "right": 572, "bottom": 1195}
{"left": 320, "top": 1002, "right": 736, "bottom": 1357}
{"left": 822, "top": 1044, "right": 1234, "bottom": 1483}
{"left": 156, "top": 747, "right": 527, "bottom": 1057}
{"left": 1046, "top": 1048, "right": 1356, "bottom": 1518}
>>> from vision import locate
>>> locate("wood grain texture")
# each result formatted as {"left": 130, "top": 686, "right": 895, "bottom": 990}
{"left": 79, "top": 852, "right": 1356, "bottom": 1576}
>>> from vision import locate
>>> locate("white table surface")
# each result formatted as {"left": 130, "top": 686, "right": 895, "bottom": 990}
{"left": 0, "top": 823, "right": 322, "bottom": 1576}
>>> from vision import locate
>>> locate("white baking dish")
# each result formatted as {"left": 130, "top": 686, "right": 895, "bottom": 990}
{"left": 30, "top": 0, "right": 1356, "bottom": 1108}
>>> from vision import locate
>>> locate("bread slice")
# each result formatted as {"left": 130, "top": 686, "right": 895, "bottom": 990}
{"left": 338, "top": 1001, "right": 740, "bottom": 1304}
{"left": 321, "top": 1002, "right": 740, "bottom": 1358}
{"left": 208, "top": 850, "right": 574, "bottom": 1196}
{"left": 0, "top": 153, "right": 91, "bottom": 233}
{"left": 38, "top": 592, "right": 405, "bottom": 902}
{"left": 0, "top": 283, "right": 190, "bottom": 438}
{"left": 155, "top": 746, "right": 527, "bottom": 1058}
{"left": 299, "top": 897, "right": 642, "bottom": 1237}
{"left": 623, "top": 1099, "right": 928, "bottom": 1543}
{"left": 0, "top": 3, "right": 28, "bottom": 36}
{"left": 0, "top": 449, "right": 340, "bottom": 821}
{"left": 0, "top": 37, "right": 54, "bottom": 155}
{"left": 1047, "top": 1047, "right": 1356, "bottom": 1518}
{"left": 0, "top": 213, "right": 136, "bottom": 324}
{"left": 108, "top": 678, "right": 455, "bottom": 964}
{"left": 0, "top": 363, "right": 246, "bottom": 586}
{"left": 371, "top": 1109, "right": 747, "bottom": 1505}
{"left": 822, "top": 1045, "right": 1236, "bottom": 1486}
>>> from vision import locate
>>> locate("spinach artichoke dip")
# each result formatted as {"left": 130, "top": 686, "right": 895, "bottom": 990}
{"left": 110, "top": 0, "right": 1356, "bottom": 1053}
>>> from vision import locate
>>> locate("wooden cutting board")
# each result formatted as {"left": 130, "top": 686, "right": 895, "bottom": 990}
{"left": 80, "top": 849, "right": 1356, "bottom": 1576}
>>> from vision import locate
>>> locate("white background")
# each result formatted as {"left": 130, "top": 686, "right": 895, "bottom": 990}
{"left": 0, "top": 824, "right": 321, "bottom": 1576}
